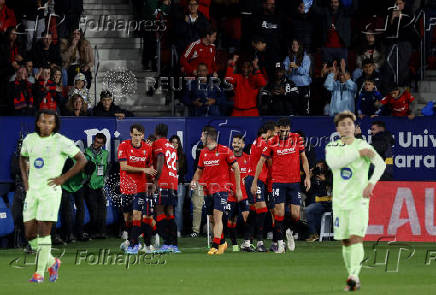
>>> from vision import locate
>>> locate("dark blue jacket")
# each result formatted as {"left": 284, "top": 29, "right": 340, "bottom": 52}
{"left": 357, "top": 90, "right": 383, "bottom": 116}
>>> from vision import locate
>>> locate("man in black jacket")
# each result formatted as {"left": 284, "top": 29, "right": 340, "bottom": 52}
{"left": 92, "top": 90, "right": 132, "bottom": 119}
{"left": 54, "top": 0, "right": 83, "bottom": 39}
{"left": 260, "top": 63, "right": 299, "bottom": 115}
{"left": 370, "top": 121, "right": 394, "bottom": 180}
{"left": 249, "top": 0, "right": 287, "bottom": 78}
{"left": 311, "top": 0, "right": 358, "bottom": 64}
{"left": 32, "top": 32, "right": 62, "bottom": 69}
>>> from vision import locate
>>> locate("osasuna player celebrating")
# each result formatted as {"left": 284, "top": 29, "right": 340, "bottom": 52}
{"left": 325, "top": 111, "right": 385, "bottom": 291}
{"left": 118, "top": 124, "right": 156, "bottom": 254}
{"left": 20, "top": 110, "right": 87, "bottom": 283}
{"left": 227, "top": 134, "right": 250, "bottom": 252}
{"left": 191, "top": 127, "right": 242, "bottom": 255}
{"left": 152, "top": 123, "right": 181, "bottom": 253}
{"left": 245, "top": 121, "right": 276, "bottom": 252}
{"left": 253, "top": 118, "right": 310, "bottom": 253}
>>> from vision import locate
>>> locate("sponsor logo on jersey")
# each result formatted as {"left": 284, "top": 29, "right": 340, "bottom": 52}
{"left": 276, "top": 147, "right": 295, "bottom": 155}
{"left": 129, "top": 155, "right": 146, "bottom": 162}
{"left": 34, "top": 157, "right": 44, "bottom": 169}
{"left": 261, "top": 21, "right": 278, "bottom": 29}
{"left": 204, "top": 159, "right": 220, "bottom": 166}
{"left": 340, "top": 168, "right": 353, "bottom": 180}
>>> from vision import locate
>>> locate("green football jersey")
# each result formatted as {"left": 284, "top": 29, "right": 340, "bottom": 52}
{"left": 325, "top": 138, "right": 386, "bottom": 210}
{"left": 20, "top": 132, "right": 80, "bottom": 194}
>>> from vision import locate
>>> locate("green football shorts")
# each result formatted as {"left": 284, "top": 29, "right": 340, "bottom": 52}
{"left": 333, "top": 202, "right": 369, "bottom": 240}
{"left": 23, "top": 187, "right": 62, "bottom": 222}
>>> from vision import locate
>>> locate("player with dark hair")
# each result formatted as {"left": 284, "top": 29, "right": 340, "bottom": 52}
{"left": 326, "top": 111, "right": 385, "bottom": 291}
{"left": 152, "top": 123, "right": 181, "bottom": 253}
{"left": 118, "top": 124, "right": 156, "bottom": 254}
{"left": 245, "top": 121, "right": 276, "bottom": 252}
{"left": 253, "top": 117, "right": 311, "bottom": 253}
{"left": 227, "top": 134, "right": 251, "bottom": 251}
{"left": 191, "top": 126, "right": 242, "bottom": 255}
{"left": 20, "top": 110, "right": 87, "bottom": 283}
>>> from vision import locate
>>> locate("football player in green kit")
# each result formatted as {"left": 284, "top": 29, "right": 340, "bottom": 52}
{"left": 20, "top": 110, "right": 87, "bottom": 283}
{"left": 325, "top": 111, "right": 386, "bottom": 291}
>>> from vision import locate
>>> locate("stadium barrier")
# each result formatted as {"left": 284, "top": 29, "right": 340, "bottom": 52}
{"left": 366, "top": 181, "right": 436, "bottom": 242}
{"left": 1, "top": 116, "right": 435, "bottom": 183}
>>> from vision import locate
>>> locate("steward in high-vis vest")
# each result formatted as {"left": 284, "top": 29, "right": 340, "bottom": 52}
{"left": 84, "top": 133, "right": 109, "bottom": 239}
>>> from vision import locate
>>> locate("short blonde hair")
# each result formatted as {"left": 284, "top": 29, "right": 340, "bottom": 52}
{"left": 334, "top": 110, "right": 356, "bottom": 127}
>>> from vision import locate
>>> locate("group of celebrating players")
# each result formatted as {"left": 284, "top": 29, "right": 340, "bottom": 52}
{"left": 117, "top": 117, "right": 312, "bottom": 256}
{"left": 21, "top": 109, "right": 386, "bottom": 291}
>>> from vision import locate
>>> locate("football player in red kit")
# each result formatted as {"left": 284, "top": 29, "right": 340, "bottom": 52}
{"left": 152, "top": 124, "right": 181, "bottom": 253}
{"left": 253, "top": 118, "right": 310, "bottom": 253}
{"left": 227, "top": 134, "right": 250, "bottom": 252}
{"left": 191, "top": 127, "right": 242, "bottom": 255}
{"left": 118, "top": 124, "right": 156, "bottom": 254}
{"left": 246, "top": 121, "right": 276, "bottom": 252}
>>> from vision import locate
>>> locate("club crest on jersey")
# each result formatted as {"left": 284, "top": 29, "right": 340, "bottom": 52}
{"left": 34, "top": 157, "right": 44, "bottom": 169}
{"left": 340, "top": 168, "right": 352, "bottom": 180}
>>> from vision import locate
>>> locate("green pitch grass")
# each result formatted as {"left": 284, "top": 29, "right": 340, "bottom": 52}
{"left": 0, "top": 238, "right": 435, "bottom": 295}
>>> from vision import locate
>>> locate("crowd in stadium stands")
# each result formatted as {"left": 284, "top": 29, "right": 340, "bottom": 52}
{"left": 135, "top": 0, "right": 434, "bottom": 117}
{"left": 0, "top": 0, "right": 134, "bottom": 118}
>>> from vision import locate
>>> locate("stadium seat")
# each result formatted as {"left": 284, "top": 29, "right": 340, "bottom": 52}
{"left": 56, "top": 213, "right": 62, "bottom": 228}
{"left": 8, "top": 192, "right": 14, "bottom": 208}
{"left": 319, "top": 211, "right": 334, "bottom": 242}
{"left": 106, "top": 198, "right": 114, "bottom": 225}
{"left": 0, "top": 197, "right": 14, "bottom": 237}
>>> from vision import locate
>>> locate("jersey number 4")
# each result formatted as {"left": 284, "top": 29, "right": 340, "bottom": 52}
{"left": 165, "top": 150, "right": 177, "bottom": 171}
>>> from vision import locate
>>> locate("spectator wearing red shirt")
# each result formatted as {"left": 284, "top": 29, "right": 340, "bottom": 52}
{"left": 380, "top": 86, "right": 415, "bottom": 119}
{"left": 33, "top": 66, "right": 63, "bottom": 113}
{"left": 152, "top": 123, "right": 181, "bottom": 253}
{"left": 0, "top": 0, "right": 16, "bottom": 32}
{"left": 252, "top": 118, "right": 311, "bottom": 253}
{"left": 9, "top": 66, "right": 34, "bottom": 116}
{"left": 225, "top": 55, "right": 267, "bottom": 116}
{"left": 5, "top": 27, "right": 23, "bottom": 72}
{"left": 190, "top": 127, "right": 242, "bottom": 255}
{"left": 117, "top": 124, "right": 157, "bottom": 254}
{"left": 227, "top": 134, "right": 251, "bottom": 252}
{"left": 180, "top": 26, "right": 217, "bottom": 77}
